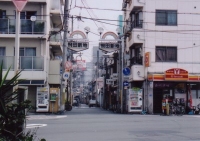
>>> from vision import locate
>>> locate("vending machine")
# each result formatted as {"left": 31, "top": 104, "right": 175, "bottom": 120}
{"left": 126, "top": 88, "right": 143, "bottom": 113}
{"left": 49, "top": 88, "right": 60, "bottom": 113}
{"left": 36, "top": 87, "right": 49, "bottom": 112}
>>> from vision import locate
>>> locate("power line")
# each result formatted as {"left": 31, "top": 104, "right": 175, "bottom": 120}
{"left": 80, "top": 0, "right": 99, "bottom": 28}
{"left": 75, "top": 5, "right": 200, "bottom": 16}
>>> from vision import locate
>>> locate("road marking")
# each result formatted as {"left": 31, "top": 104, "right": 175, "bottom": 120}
{"left": 26, "top": 124, "right": 47, "bottom": 129}
{"left": 73, "top": 106, "right": 96, "bottom": 109}
{"left": 27, "top": 115, "right": 67, "bottom": 120}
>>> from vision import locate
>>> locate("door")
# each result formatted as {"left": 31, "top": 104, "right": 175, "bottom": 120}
{"left": 153, "top": 89, "right": 163, "bottom": 113}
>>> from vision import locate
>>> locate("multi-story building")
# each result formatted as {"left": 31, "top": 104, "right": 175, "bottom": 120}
{"left": 0, "top": 0, "right": 64, "bottom": 112}
{"left": 123, "top": 0, "right": 200, "bottom": 114}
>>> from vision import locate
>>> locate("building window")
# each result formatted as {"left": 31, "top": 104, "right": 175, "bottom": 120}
{"left": 20, "top": 47, "right": 36, "bottom": 56}
{"left": 156, "top": 10, "right": 177, "bottom": 25}
{"left": 156, "top": 46, "right": 177, "bottom": 62}
{"left": 0, "top": 10, "right": 6, "bottom": 18}
{"left": 0, "top": 47, "right": 5, "bottom": 56}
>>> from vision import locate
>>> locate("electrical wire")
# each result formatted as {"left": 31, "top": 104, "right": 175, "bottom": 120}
{"left": 80, "top": 0, "right": 99, "bottom": 28}
{"left": 82, "top": 0, "right": 107, "bottom": 30}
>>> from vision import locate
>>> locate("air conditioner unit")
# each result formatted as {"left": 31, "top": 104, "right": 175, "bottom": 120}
{"left": 125, "top": 0, "right": 131, "bottom": 3}
{"left": 129, "top": 65, "right": 144, "bottom": 81}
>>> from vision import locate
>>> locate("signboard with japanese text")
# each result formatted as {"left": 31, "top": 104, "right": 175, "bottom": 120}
{"left": 106, "top": 79, "right": 114, "bottom": 85}
{"left": 145, "top": 52, "right": 151, "bottom": 67}
{"left": 165, "top": 68, "right": 188, "bottom": 81}
{"left": 99, "top": 41, "right": 120, "bottom": 53}
{"left": 76, "top": 60, "right": 86, "bottom": 71}
{"left": 68, "top": 39, "right": 89, "bottom": 52}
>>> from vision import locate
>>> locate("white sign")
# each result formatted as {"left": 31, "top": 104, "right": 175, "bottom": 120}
{"left": 106, "top": 79, "right": 114, "bottom": 85}
{"left": 30, "top": 16, "right": 36, "bottom": 21}
{"left": 63, "top": 72, "right": 70, "bottom": 80}
{"left": 112, "top": 73, "right": 118, "bottom": 79}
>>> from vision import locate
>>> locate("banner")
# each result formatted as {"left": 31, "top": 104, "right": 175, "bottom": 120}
{"left": 76, "top": 60, "right": 86, "bottom": 71}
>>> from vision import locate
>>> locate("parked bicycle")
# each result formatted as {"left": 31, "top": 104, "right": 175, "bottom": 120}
{"left": 169, "top": 98, "right": 185, "bottom": 116}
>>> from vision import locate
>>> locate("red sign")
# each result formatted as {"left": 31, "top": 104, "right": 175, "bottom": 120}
{"left": 65, "top": 61, "right": 72, "bottom": 70}
{"left": 12, "top": 0, "right": 28, "bottom": 12}
{"left": 165, "top": 68, "right": 188, "bottom": 81}
{"left": 76, "top": 60, "right": 86, "bottom": 71}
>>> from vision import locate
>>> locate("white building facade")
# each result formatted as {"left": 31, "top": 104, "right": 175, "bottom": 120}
{"left": 0, "top": 0, "right": 64, "bottom": 112}
{"left": 123, "top": 0, "right": 200, "bottom": 114}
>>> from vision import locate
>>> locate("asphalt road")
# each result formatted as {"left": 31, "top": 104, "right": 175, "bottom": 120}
{"left": 27, "top": 104, "right": 200, "bottom": 141}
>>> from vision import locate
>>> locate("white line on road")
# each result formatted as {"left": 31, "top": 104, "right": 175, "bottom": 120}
{"left": 26, "top": 124, "right": 47, "bottom": 129}
{"left": 27, "top": 115, "right": 67, "bottom": 120}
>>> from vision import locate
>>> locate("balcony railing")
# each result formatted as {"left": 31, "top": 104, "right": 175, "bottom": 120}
{"left": 0, "top": 18, "right": 45, "bottom": 34}
{"left": 131, "top": 20, "right": 143, "bottom": 28}
{"left": 0, "top": 56, "right": 44, "bottom": 70}
{"left": 129, "top": 56, "right": 143, "bottom": 65}
{"left": 49, "top": 32, "right": 63, "bottom": 44}
{"left": 19, "top": 56, "right": 44, "bottom": 70}
{"left": 124, "top": 20, "right": 143, "bottom": 35}
{"left": 0, "top": 56, "right": 14, "bottom": 70}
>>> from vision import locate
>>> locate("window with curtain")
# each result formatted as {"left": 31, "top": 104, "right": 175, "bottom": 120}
{"left": 156, "top": 10, "right": 177, "bottom": 25}
{"left": 156, "top": 46, "right": 177, "bottom": 62}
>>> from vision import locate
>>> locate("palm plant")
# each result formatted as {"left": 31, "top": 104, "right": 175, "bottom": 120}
{"left": 0, "top": 62, "right": 45, "bottom": 141}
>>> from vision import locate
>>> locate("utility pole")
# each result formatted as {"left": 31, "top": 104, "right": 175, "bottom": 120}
{"left": 61, "top": 0, "right": 69, "bottom": 110}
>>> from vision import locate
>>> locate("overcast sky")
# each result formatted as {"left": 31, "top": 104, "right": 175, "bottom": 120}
{"left": 69, "top": 0, "right": 123, "bottom": 62}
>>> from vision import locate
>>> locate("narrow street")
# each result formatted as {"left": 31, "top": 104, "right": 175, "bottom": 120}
{"left": 27, "top": 104, "right": 200, "bottom": 141}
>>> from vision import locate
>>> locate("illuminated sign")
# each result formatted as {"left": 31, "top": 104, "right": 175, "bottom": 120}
{"left": 165, "top": 68, "right": 188, "bottom": 81}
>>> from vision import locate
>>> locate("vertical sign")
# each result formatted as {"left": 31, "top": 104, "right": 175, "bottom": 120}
{"left": 145, "top": 52, "right": 150, "bottom": 67}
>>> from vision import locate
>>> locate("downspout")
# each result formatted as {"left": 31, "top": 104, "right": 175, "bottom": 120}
{"left": 137, "top": 0, "right": 147, "bottom": 112}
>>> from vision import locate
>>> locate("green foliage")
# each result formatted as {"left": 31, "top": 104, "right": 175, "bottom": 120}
{"left": 0, "top": 62, "right": 46, "bottom": 141}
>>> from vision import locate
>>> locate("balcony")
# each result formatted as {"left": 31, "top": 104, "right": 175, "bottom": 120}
{"left": 1, "top": 56, "right": 45, "bottom": 81}
{"left": 19, "top": 56, "right": 44, "bottom": 70}
{"left": 124, "top": 19, "right": 143, "bottom": 36}
{"left": 49, "top": 31, "right": 63, "bottom": 56}
{"left": 129, "top": 56, "right": 143, "bottom": 66}
{"left": 50, "top": 0, "right": 63, "bottom": 29}
{"left": 0, "top": 56, "right": 44, "bottom": 70}
{"left": 0, "top": 18, "right": 45, "bottom": 35}
{"left": 48, "top": 60, "right": 61, "bottom": 84}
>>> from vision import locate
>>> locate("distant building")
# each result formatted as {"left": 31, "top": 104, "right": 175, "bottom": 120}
{"left": 117, "top": 15, "right": 123, "bottom": 34}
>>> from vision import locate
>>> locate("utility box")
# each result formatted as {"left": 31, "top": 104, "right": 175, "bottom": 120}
{"left": 49, "top": 88, "right": 60, "bottom": 113}
{"left": 129, "top": 65, "right": 144, "bottom": 81}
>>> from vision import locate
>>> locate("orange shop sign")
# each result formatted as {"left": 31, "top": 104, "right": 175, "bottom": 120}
{"left": 165, "top": 68, "right": 188, "bottom": 81}
{"left": 145, "top": 52, "right": 151, "bottom": 67}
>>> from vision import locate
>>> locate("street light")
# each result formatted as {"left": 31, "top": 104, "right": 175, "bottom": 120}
{"left": 84, "top": 26, "right": 90, "bottom": 35}
{"left": 116, "top": 27, "right": 121, "bottom": 35}
{"left": 98, "top": 27, "right": 104, "bottom": 37}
